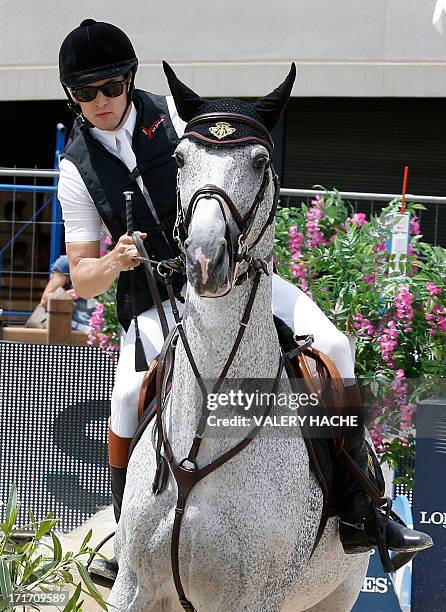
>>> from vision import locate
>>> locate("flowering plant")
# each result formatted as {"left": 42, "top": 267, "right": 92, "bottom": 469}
{"left": 274, "top": 190, "right": 446, "bottom": 486}
{"left": 87, "top": 235, "right": 120, "bottom": 362}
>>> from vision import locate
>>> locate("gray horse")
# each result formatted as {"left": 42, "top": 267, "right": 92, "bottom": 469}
{"left": 108, "top": 65, "right": 369, "bottom": 612}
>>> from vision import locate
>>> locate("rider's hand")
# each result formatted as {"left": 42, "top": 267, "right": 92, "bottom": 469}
{"left": 113, "top": 232, "right": 147, "bottom": 272}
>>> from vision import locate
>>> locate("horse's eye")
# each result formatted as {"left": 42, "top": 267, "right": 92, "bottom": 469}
{"left": 174, "top": 152, "right": 185, "bottom": 168}
{"left": 252, "top": 153, "right": 268, "bottom": 170}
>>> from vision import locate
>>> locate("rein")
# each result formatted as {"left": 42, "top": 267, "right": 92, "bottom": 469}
{"left": 154, "top": 272, "right": 285, "bottom": 612}
{"left": 131, "top": 232, "right": 281, "bottom": 611}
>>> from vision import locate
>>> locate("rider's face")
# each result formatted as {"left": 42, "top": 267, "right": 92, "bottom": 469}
{"left": 70, "top": 75, "right": 130, "bottom": 131}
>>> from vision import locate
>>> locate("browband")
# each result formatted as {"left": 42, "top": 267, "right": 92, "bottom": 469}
{"left": 183, "top": 112, "right": 274, "bottom": 153}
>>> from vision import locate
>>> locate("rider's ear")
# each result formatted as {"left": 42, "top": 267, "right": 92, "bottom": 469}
{"left": 163, "top": 60, "right": 205, "bottom": 122}
{"left": 254, "top": 63, "right": 296, "bottom": 132}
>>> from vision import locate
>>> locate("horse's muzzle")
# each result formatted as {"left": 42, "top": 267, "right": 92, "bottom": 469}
{"left": 185, "top": 237, "right": 231, "bottom": 296}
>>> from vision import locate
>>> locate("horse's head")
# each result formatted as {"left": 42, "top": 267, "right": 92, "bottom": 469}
{"left": 164, "top": 62, "right": 296, "bottom": 297}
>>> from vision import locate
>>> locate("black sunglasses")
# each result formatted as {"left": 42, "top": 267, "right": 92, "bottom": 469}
{"left": 71, "top": 79, "right": 128, "bottom": 103}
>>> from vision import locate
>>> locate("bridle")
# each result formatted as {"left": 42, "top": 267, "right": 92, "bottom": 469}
{"left": 173, "top": 112, "right": 280, "bottom": 289}
{"left": 131, "top": 112, "right": 287, "bottom": 612}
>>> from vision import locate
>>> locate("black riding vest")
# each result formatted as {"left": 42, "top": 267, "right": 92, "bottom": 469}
{"left": 61, "top": 90, "right": 183, "bottom": 322}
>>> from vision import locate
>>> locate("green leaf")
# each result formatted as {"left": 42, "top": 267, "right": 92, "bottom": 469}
{"left": 51, "top": 533, "right": 62, "bottom": 563}
{"left": 35, "top": 514, "right": 57, "bottom": 541}
{"left": 62, "top": 583, "right": 82, "bottom": 612}
{"left": 73, "top": 561, "right": 108, "bottom": 611}
{"left": 21, "top": 554, "right": 45, "bottom": 585}
{"left": 0, "top": 560, "right": 13, "bottom": 611}
{"left": 5, "top": 484, "right": 17, "bottom": 525}
{"left": 78, "top": 529, "right": 92, "bottom": 552}
{"left": 31, "top": 558, "right": 60, "bottom": 581}
{"left": 61, "top": 570, "right": 74, "bottom": 584}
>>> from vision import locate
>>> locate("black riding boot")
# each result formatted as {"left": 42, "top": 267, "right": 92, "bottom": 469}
{"left": 110, "top": 465, "right": 127, "bottom": 523}
{"left": 335, "top": 384, "right": 432, "bottom": 569}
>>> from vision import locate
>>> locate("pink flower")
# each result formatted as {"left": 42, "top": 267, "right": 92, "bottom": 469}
{"left": 310, "top": 194, "right": 324, "bottom": 206}
{"left": 353, "top": 314, "right": 376, "bottom": 336}
{"left": 289, "top": 226, "right": 304, "bottom": 259}
{"left": 374, "top": 240, "right": 386, "bottom": 254}
{"left": 395, "top": 285, "right": 414, "bottom": 332}
{"left": 290, "top": 260, "right": 310, "bottom": 291}
{"left": 88, "top": 303, "right": 106, "bottom": 344}
{"left": 290, "top": 261, "right": 308, "bottom": 279}
{"left": 87, "top": 333, "right": 96, "bottom": 346}
{"left": 100, "top": 234, "right": 113, "bottom": 256}
{"left": 305, "top": 203, "right": 327, "bottom": 248}
{"left": 379, "top": 320, "right": 399, "bottom": 367}
{"left": 427, "top": 281, "right": 441, "bottom": 297}
{"left": 410, "top": 216, "right": 421, "bottom": 236}
{"left": 363, "top": 273, "right": 376, "bottom": 285}
{"left": 370, "top": 419, "right": 385, "bottom": 455}
{"left": 105, "top": 344, "right": 119, "bottom": 363}
{"left": 386, "top": 320, "right": 399, "bottom": 339}
{"left": 300, "top": 278, "right": 309, "bottom": 292}
{"left": 348, "top": 212, "right": 367, "bottom": 227}
{"left": 426, "top": 303, "right": 446, "bottom": 334}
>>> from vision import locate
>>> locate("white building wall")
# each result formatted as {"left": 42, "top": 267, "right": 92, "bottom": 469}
{"left": 1, "top": 0, "right": 446, "bottom": 100}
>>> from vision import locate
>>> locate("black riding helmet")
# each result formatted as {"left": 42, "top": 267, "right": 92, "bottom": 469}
{"left": 59, "top": 19, "right": 138, "bottom": 128}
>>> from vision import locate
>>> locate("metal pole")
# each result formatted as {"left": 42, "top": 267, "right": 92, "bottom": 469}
{"left": 49, "top": 124, "right": 66, "bottom": 273}
{"left": 0, "top": 169, "right": 59, "bottom": 178}
{"left": 0, "top": 185, "right": 57, "bottom": 192}
{"left": 279, "top": 188, "right": 446, "bottom": 205}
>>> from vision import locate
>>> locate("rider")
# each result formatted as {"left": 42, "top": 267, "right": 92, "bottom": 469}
{"left": 58, "top": 18, "right": 431, "bottom": 576}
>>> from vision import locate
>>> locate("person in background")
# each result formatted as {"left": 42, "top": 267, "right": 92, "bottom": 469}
{"left": 39, "top": 254, "right": 96, "bottom": 331}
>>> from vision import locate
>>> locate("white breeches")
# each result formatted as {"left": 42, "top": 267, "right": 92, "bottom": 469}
{"left": 110, "top": 274, "right": 355, "bottom": 438}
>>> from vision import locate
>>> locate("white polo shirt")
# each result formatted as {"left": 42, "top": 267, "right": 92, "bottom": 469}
{"left": 58, "top": 96, "right": 185, "bottom": 243}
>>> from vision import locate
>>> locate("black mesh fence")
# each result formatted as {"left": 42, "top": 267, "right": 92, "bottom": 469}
{"left": 0, "top": 342, "right": 115, "bottom": 532}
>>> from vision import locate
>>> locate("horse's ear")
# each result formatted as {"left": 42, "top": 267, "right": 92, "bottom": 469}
{"left": 163, "top": 61, "right": 205, "bottom": 122}
{"left": 254, "top": 63, "right": 296, "bottom": 131}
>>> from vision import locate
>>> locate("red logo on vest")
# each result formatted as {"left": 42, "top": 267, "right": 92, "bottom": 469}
{"left": 141, "top": 115, "right": 166, "bottom": 139}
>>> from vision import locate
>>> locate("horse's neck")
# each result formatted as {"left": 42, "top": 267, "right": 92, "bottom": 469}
{"left": 181, "top": 269, "right": 278, "bottom": 377}
{"left": 167, "top": 269, "right": 281, "bottom": 462}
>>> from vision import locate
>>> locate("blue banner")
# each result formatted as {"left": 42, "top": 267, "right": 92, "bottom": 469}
{"left": 412, "top": 397, "right": 446, "bottom": 612}
{"left": 353, "top": 549, "right": 402, "bottom": 611}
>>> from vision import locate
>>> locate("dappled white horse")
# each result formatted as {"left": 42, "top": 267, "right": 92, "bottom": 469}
{"left": 108, "top": 65, "right": 369, "bottom": 612}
